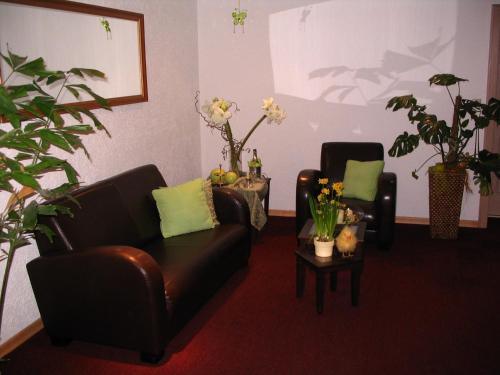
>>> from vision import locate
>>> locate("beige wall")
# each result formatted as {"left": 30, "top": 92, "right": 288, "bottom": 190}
{"left": 2, "top": 0, "right": 499, "bottom": 345}
{"left": 0, "top": 0, "right": 200, "bottom": 343}
{"left": 198, "top": 0, "right": 497, "bottom": 221}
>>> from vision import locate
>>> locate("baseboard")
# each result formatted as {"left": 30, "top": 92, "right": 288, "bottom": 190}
{"left": 0, "top": 319, "right": 43, "bottom": 357}
{"left": 269, "top": 209, "right": 295, "bottom": 217}
{"left": 396, "top": 216, "right": 480, "bottom": 228}
{"left": 268, "top": 210, "right": 481, "bottom": 228}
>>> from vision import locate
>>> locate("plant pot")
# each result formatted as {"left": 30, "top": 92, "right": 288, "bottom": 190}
{"left": 314, "top": 237, "right": 334, "bottom": 257}
{"left": 428, "top": 167, "right": 466, "bottom": 239}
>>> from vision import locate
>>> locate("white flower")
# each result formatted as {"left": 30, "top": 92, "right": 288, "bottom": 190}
{"left": 265, "top": 103, "right": 286, "bottom": 124}
{"left": 202, "top": 97, "right": 232, "bottom": 125}
{"left": 211, "top": 106, "right": 232, "bottom": 125}
{"left": 261, "top": 97, "right": 274, "bottom": 110}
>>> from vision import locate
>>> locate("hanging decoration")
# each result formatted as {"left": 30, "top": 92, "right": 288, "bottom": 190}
{"left": 100, "top": 17, "right": 112, "bottom": 39}
{"left": 232, "top": 0, "right": 247, "bottom": 33}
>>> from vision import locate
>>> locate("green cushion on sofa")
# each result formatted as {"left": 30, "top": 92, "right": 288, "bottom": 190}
{"left": 343, "top": 160, "right": 385, "bottom": 201}
{"left": 152, "top": 178, "right": 215, "bottom": 238}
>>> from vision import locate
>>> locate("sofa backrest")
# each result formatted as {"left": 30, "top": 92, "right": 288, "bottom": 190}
{"left": 35, "top": 164, "right": 166, "bottom": 256}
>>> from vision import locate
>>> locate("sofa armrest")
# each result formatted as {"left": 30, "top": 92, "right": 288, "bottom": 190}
{"left": 296, "top": 169, "right": 322, "bottom": 238}
{"left": 27, "top": 246, "right": 168, "bottom": 354}
{"left": 376, "top": 172, "right": 397, "bottom": 249}
{"left": 212, "top": 187, "right": 251, "bottom": 228}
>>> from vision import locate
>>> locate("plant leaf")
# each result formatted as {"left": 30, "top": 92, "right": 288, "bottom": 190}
{"left": 35, "top": 223, "right": 55, "bottom": 243}
{"left": 69, "top": 68, "right": 106, "bottom": 79}
{"left": 66, "top": 84, "right": 111, "bottom": 110}
{"left": 22, "top": 201, "right": 38, "bottom": 230}
{"left": 16, "top": 57, "right": 46, "bottom": 77}
{"left": 0, "top": 86, "right": 18, "bottom": 116}
{"left": 38, "top": 129, "right": 73, "bottom": 152}
{"left": 5, "top": 186, "right": 36, "bottom": 212}
{"left": 62, "top": 161, "right": 79, "bottom": 184}
{"left": 388, "top": 132, "right": 420, "bottom": 157}
{"left": 429, "top": 74, "right": 468, "bottom": 86}
{"left": 11, "top": 171, "right": 41, "bottom": 190}
{"left": 386, "top": 95, "right": 416, "bottom": 111}
{"left": 1, "top": 50, "right": 28, "bottom": 69}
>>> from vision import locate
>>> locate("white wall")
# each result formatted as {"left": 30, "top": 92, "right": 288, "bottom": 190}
{"left": 0, "top": 0, "right": 199, "bottom": 344}
{"left": 198, "top": 0, "right": 497, "bottom": 220}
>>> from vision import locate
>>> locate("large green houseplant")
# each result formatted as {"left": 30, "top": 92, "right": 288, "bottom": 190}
{"left": 386, "top": 73, "right": 500, "bottom": 238}
{"left": 0, "top": 50, "right": 110, "bottom": 343}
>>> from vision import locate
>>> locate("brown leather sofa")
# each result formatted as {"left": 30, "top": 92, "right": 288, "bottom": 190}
{"left": 296, "top": 142, "right": 397, "bottom": 249}
{"left": 27, "top": 164, "right": 252, "bottom": 363}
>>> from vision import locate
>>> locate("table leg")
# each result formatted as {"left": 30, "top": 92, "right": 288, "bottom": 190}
{"left": 316, "top": 271, "right": 325, "bottom": 314}
{"left": 296, "top": 257, "right": 305, "bottom": 298}
{"left": 330, "top": 271, "right": 337, "bottom": 291}
{"left": 351, "top": 266, "right": 362, "bottom": 306}
{"left": 264, "top": 178, "right": 271, "bottom": 216}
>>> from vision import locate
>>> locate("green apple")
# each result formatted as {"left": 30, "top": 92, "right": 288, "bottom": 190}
{"left": 224, "top": 171, "right": 238, "bottom": 184}
{"left": 210, "top": 168, "right": 226, "bottom": 184}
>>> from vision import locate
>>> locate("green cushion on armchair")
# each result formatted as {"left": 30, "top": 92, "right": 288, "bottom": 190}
{"left": 343, "top": 160, "right": 385, "bottom": 201}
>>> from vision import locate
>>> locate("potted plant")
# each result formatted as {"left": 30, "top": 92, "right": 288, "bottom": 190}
{"left": 196, "top": 93, "right": 286, "bottom": 175}
{"left": 308, "top": 179, "right": 343, "bottom": 257}
{"left": 386, "top": 74, "right": 500, "bottom": 238}
{"left": 0, "top": 50, "right": 110, "bottom": 346}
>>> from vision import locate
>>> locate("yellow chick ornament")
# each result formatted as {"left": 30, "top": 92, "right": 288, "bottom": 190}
{"left": 336, "top": 226, "right": 358, "bottom": 257}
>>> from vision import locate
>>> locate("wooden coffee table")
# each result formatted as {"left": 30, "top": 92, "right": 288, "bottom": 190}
{"left": 295, "top": 220, "right": 366, "bottom": 314}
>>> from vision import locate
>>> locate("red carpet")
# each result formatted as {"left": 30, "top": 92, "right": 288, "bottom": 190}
{"left": 5, "top": 217, "right": 500, "bottom": 374}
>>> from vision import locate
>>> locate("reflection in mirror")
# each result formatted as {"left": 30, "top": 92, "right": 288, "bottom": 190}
{"left": 0, "top": 0, "right": 148, "bottom": 110}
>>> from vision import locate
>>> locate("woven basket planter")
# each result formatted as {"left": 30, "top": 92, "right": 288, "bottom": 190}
{"left": 428, "top": 167, "right": 466, "bottom": 239}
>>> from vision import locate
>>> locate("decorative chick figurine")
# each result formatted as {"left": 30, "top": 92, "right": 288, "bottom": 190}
{"left": 336, "top": 226, "right": 358, "bottom": 257}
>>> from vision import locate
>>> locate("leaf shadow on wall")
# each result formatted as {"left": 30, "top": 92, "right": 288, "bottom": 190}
{"left": 308, "top": 35, "right": 456, "bottom": 107}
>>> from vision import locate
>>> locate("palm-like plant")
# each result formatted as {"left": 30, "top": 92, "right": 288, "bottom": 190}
{"left": 386, "top": 73, "right": 500, "bottom": 195}
{"left": 0, "top": 50, "right": 110, "bottom": 339}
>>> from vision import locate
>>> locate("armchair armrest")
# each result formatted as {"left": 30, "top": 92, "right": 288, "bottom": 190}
{"left": 376, "top": 172, "right": 397, "bottom": 249}
{"left": 296, "top": 169, "right": 322, "bottom": 238}
{"left": 27, "top": 245, "right": 168, "bottom": 354}
{"left": 213, "top": 187, "right": 251, "bottom": 228}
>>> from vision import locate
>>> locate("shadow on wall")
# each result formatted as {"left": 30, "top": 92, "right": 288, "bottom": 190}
{"left": 269, "top": 0, "right": 458, "bottom": 112}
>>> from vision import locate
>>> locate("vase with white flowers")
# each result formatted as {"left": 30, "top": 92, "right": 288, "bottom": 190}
{"left": 196, "top": 93, "right": 286, "bottom": 175}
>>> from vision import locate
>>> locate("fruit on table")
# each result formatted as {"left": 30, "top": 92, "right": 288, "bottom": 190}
{"left": 224, "top": 171, "right": 238, "bottom": 184}
{"left": 210, "top": 168, "right": 226, "bottom": 184}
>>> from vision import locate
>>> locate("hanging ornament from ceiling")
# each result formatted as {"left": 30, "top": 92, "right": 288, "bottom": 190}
{"left": 232, "top": 0, "right": 247, "bottom": 33}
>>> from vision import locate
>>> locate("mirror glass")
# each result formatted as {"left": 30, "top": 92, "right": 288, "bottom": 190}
{"left": 0, "top": 0, "right": 148, "bottom": 109}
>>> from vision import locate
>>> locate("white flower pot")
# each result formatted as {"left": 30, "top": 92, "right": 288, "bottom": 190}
{"left": 314, "top": 237, "right": 334, "bottom": 257}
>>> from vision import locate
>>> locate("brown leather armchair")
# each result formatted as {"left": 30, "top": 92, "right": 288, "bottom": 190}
{"left": 296, "top": 142, "right": 397, "bottom": 249}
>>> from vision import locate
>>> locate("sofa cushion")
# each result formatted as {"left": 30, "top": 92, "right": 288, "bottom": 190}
{"left": 141, "top": 223, "right": 249, "bottom": 307}
{"left": 343, "top": 160, "right": 384, "bottom": 201}
{"left": 203, "top": 179, "right": 220, "bottom": 226}
{"left": 152, "top": 178, "right": 216, "bottom": 238}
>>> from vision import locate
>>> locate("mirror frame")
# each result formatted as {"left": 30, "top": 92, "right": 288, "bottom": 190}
{"left": 0, "top": 0, "right": 148, "bottom": 111}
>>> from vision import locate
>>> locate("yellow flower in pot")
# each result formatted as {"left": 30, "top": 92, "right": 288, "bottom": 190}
{"left": 308, "top": 179, "right": 343, "bottom": 257}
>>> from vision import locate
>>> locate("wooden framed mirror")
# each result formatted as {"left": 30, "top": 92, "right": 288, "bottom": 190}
{"left": 0, "top": 0, "right": 148, "bottom": 110}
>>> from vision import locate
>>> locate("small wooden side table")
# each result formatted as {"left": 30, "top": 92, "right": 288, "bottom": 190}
{"left": 295, "top": 220, "right": 366, "bottom": 314}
